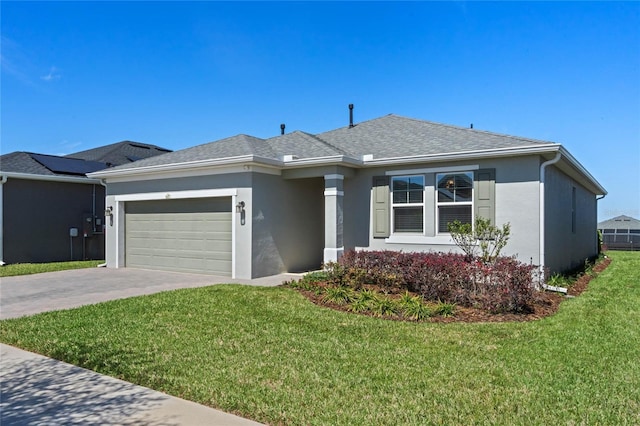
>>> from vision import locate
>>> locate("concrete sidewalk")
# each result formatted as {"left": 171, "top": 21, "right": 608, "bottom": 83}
{"left": 0, "top": 267, "right": 300, "bottom": 425}
{"left": 1, "top": 344, "right": 263, "bottom": 425}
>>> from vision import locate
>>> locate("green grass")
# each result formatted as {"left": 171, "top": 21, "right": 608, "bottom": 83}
{"left": 1, "top": 251, "right": 638, "bottom": 424}
{"left": 0, "top": 260, "right": 104, "bottom": 277}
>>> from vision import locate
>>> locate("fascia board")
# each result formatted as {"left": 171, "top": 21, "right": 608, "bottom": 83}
{"left": 0, "top": 171, "right": 102, "bottom": 184}
{"left": 282, "top": 155, "right": 363, "bottom": 168}
{"left": 88, "top": 155, "right": 283, "bottom": 179}
{"left": 362, "top": 144, "right": 562, "bottom": 166}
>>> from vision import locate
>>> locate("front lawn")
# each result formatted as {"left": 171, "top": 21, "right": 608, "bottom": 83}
{"left": 0, "top": 260, "right": 103, "bottom": 277}
{"left": 0, "top": 251, "right": 638, "bottom": 424}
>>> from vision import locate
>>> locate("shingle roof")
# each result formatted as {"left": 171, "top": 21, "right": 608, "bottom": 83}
{"left": 1, "top": 141, "right": 173, "bottom": 178}
{"left": 598, "top": 215, "right": 640, "bottom": 230}
{"left": 66, "top": 141, "right": 171, "bottom": 166}
{"left": 112, "top": 134, "right": 271, "bottom": 170}
{"left": 100, "top": 114, "right": 556, "bottom": 173}
{"left": 266, "top": 131, "right": 348, "bottom": 158}
{"left": 317, "top": 114, "right": 555, "bottom": 158}
{"left": 0, "top": 152, "right": 108, "bottom": 176}
{"left": 0, "top": 152, "right": 56, "bottom": 175}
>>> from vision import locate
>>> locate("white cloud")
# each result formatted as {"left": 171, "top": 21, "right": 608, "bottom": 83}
{"left": 54, "top": 140, "right": 83, "bottom": 156}
{"left": 41, "top": 66, "right": 61, "bottom": 81}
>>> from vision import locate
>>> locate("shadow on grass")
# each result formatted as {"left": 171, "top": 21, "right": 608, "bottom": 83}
{"left": 0, "top": 345, "right": 179, "bottom": 426}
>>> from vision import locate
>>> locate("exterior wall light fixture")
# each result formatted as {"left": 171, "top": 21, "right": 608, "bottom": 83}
{"left": 236, "top": 201, "right": 246, "bottom": 226}
{"left": 105, "top": 206, "right": 114, "bottom": 226}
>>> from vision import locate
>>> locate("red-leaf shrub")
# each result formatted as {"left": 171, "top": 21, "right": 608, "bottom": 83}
{"left": 328, "top": 250, "right": 538, "bottom": 314}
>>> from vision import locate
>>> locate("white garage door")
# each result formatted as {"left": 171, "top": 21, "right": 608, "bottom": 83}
{"left": 125, "top": 197, "right": 232, "bottom": 276}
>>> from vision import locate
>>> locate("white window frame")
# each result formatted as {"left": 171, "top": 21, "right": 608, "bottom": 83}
{"left": 435, "top": 171, "right": 474, "bottom": 235}
{"left": 390, "top": 175, "right": 425, "bottom": 234}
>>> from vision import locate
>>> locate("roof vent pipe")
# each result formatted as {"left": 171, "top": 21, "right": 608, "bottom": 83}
{"left": 349, "top": 104, "right": 354, "bottom": 128}
{"left": 280, "top": 123, "right": 285, "bottom": 135}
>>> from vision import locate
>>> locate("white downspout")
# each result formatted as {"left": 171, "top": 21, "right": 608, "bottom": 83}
{"left": 539, "top": 152, "right": 562, "bottom": 289}
{"left": 0, "top": 175, "right": 7, "bottom": 265}
{"left": 98, "top": 179, "right": 108, "bottom": 267}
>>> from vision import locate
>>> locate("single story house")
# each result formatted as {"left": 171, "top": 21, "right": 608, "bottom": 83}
{"left": 90, "top": 112, "right": 606, "bottom": 279}
{"left": 0, "top": 141, "right": 170, "bottom": 264}
{"left": 598, "top": 215, "right": 640, "bottom": 251}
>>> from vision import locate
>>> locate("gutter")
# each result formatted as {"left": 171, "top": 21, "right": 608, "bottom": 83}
{"left": 362, "top": 144, "right": 562, "bottom": 166}
{"left": 97, "top": 178, "right": 108, "bottom": 267}
{"left": 88, "top": 155, "right": 283, "bottom": 179}
{"left": 539, "top": 152, "right": 564, "bottom": 292}
{"left": 0, "top": 171, "right": 102, "bottom": 185}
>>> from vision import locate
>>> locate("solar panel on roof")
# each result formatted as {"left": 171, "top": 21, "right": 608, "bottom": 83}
{"left": 30, "top": 154, "right": 109, "bottom": 175}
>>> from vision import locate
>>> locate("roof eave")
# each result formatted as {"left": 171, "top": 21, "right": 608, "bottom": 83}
{"left": 0, "top": 171, "right": 102, "bottom": 184}
{"left": 363, "top": 144, "right": 562, "bottom": 166}
{"left": 88, "top": 155, "right": 284, "bottom": 179}
{"left": 282, "top": 155, "right": 363, "bottom": 168}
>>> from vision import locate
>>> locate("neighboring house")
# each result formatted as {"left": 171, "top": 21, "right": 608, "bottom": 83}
{"left": 0, "top": 141, "right": 171, "bottom": 264}
{"left": 598, "top": 215, "right": 640, "bottom": 251}
{"left": 66, "top": 140, "right": 172, "bottom": 165}
{"left": 89, "top": 113, "right": 606, "bottom": 279}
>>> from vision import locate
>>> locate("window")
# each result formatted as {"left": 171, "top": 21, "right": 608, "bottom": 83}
{"left": 391, "top": 175, "right": 424, "bottom": 232}
{"left": 436, "top": 172, "right": 473, "bottom": 233}
{"left": 372, "top": 168, "right": 493, "bottom": 240}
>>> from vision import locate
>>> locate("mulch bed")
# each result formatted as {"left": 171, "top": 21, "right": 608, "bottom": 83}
{"left": 293, "top": 256, "right": 612, "bottom": 324}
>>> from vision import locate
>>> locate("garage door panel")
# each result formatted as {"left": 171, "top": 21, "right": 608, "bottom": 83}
{"left": 127, "top": 230, "right": 232, "bottom": 240}
{"left": 125, "top": 198, "right": 232, "bottom": 276}
{"left": 127, "top": 247, "right": 232, "bottom": 261}
{"left": 128, "top": 238, "right": 231, "bottom": 252}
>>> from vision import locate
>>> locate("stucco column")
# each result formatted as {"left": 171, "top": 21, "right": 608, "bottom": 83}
{"left": 324, "top": 174, "right": 344, "bottom": 263}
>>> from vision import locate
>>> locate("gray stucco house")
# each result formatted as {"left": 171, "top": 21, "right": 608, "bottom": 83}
{"left": 89, "top": 113, "right": 606, "bottom": 279}
{"left": 0, "top": 141, "right": 170, "bottom": 264}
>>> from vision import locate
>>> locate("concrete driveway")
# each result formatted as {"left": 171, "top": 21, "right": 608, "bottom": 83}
{"left": 0, "top": 267, "right": 296, "bottom": 319}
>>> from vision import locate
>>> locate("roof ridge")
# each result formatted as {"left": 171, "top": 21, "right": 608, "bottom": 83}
{"left": 66, "top": 141, "right": 125, "bottom": 158}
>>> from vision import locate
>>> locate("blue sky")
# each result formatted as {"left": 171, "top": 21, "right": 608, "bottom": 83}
{"left": 1, "top": 1, "right": 639, "bottom": 220}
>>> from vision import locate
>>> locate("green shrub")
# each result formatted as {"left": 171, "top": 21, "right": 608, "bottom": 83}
{"left": 448, "top": 218, "right": 511, "bottom": 263}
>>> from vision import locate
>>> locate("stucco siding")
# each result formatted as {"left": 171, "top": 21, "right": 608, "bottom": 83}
{"left": 3, "top": 179, "right": 104, "bottom": 263}
{"left": 103, "top": 171, "right": 324, "bottom": 279}
{"left": 343, "top": 156, "right": 542, "bottom": 266}
{"left": 544, "top": 165, "right": 598, "bottom": 274}
{"left": 251, "top": 175, "right": 324, "bottom": 277}
{"left": 106, "top": 173, "right": 252, "bottom": 195}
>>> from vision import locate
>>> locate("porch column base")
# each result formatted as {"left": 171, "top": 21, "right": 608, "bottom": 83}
{"left": 323, "top": 247, "right": 344, "bottom": 264}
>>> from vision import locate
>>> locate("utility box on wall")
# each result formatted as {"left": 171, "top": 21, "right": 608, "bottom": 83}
{"left": 83, "top": 214, "right": 94, "bottom": 237}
